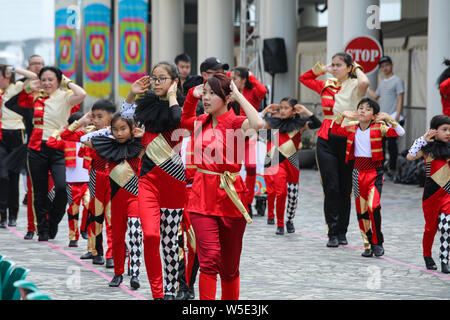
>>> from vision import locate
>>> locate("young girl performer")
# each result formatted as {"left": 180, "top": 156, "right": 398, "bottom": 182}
{"left": 180, "top": 75, "right": 264, "bottom": 300}
{"left": 261, "top": 98, "right": 321, "bottom": 235}
{"left": 121, "top": 62, "right": 186, "bottom": 300}
{"left": 407, "top": 115, "right": 450, "bottom": 273}
{"left": 82, "top": 113, "right": 144, "bottom": 288}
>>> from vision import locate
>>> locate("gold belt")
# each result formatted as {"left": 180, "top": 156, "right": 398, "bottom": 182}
{"left": 323, "top": 115, "right": 336, "bottom": 121}
{"left": 197, "top": 168, "right": 252, "bottom": 224}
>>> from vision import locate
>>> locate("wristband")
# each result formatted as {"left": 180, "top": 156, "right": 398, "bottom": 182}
{"left": 68, "top": 120, "right": 81, "bottom": 132}
{"left": 167, "top": 91, "right": 177, "bottom": 99}
{"left": 351, "top": 62, "right": 364, "bottom": 76}
{"left": 61, "top": 75, "right": 72, "bottom": 90}
{"left": 408, "top": 136, "right": 428, "bottom": 157}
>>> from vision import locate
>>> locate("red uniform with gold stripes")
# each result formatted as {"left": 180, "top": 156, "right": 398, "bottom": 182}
{"left": 332, "top": 114, "right": 403, "bottom": 249}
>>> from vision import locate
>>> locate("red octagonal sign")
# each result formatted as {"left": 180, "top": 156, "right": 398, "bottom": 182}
{"left": 344, "top": 36, "right": 383, "bottom": 75}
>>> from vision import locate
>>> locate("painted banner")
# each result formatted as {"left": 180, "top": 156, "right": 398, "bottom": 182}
{"left": 117, "top": 0, "right": 148, "bottom": 98}
{"left": 55, "top": 0, "right": 78, "bottom": 80}
{"left": 83, "top": 1, "right": 112, "bottom": 98}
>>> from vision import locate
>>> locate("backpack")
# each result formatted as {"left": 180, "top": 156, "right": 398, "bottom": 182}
{"left": 394, "top": 150, "right": 425, "bottom": 186}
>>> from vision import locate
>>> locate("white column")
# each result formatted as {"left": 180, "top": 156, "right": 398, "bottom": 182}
{"left": 298, "top": 3, "right": 318, "bottom": 27}
{"left": 342, "top": 0, "right": 381, "bottom": 90}
{"left": 427, "top": 0, "right": 450, "bottom": 123}
{"left": 151, "top": 0, "right": 184, "bottom": 67}
{"left": 259, "top": 0, "right": 297, "bottom": 103}
{"left": 197, "top": 0, "right": 234, "bottom": 73}
{"left": 326, "top": 0, "right": 345, "bottom": 63}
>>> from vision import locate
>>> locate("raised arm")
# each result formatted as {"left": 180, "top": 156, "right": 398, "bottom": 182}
{"left": 352, "top": 63, "right": 370, "bottom": 98}
{"left": 181, "top": 85, "right": 202, "bottom": 132}
{"left": 122, "top": 75, "right": 151, "bottom": 118}
{"left": 232, "top": 81, "right": 265, "bottom": 133}
{"left": 406, "top": 129, "right": 436, "bottom": 161}
{"left": 299, "top": 62, "right": 327, "bottom": 95}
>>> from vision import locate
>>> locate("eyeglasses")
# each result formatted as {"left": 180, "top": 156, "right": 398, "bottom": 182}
{"left": 149, "top": 77, "right": 170, "bottom": 84}
{"left": 29, "top": 62, "right": 44, "bottom": 66}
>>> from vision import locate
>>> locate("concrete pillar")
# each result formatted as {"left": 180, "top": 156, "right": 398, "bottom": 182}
{"left": 197, "top": 0, "right": 234, "bottom": 73}
{"left": 342, "top": 0, "right": 381, "bottom": 90}
{"left": 151, "top": 0, "right": 184, "bottom": 67}
{"left": 401, "top": 0, "right": 428, "bottom": 19}
{"left": 298, "top": 2, "right": 319, "bottom": 27}
{"left": 259, "top": 0, "right": 297, "bottom": 103}
{"left": 326, "top": 0, "right": 345, "bottom": 63}
{"left": 427, "top": 0, "right": 450, "bottom": 123}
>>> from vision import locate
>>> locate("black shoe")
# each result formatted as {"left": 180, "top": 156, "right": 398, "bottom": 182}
{"left": 187, "top": 287, "right": 195, "bottom": 300}
{"left": 49, "top": 224, "right": 58, "bottom": 240}
{"left": 424, "top": 257, "right": 437, "bottom": 270}
{"left": 109, "top": 275, "right": 123, "bottom": 287}
{"left": 163, "top": 295, "right": 175, "bottom": 300}
{"left": 81, "top": 231, "right": 88, "bottom": 240}
{"left": 93, "top": 255, "right": 105, "bottom": 265}
{"left": 130, "top": 276, "right": 140, "bottom": 289}
{"left": 286, "top": 221, "right": 295, "bottom": 233}
{"left": 80, "top": 252, "right": 93, "bottom": 259}
{"left": 441, "top": 262, "right": 450, "bottom": 274}
{"left": 22, "top": 194, "right": 27, "bottom": 205}
{"left": 372, "top": 244, "right": 384, "bottom": 257}
{"left": 267, "top": 218, "right": 274, "bottom": 225}
{"left": 8, "top": 217, "right": 17, "bottom": 227}
{"left": 338, "top": 234, "right": 348, "bottom": 245}
{"left": 68, "top": 240, "right": 78, "bottom": 247}
{"left": 361, "top": 249, "right": 373, "bottom": 257}
{"left": 0, "top": 220, "right": 6, "bottom": 229}
{"left": 105, "top": 258, "right": 114, "bottom": 268}
{"left": 24, "top": 231, "right": 34, "bottom": 240}
{"left": 175, "top": 290, "right": 189, "bottom": 300}
{"left": 327, "top": 236, "right": 339, "bottom": 248}
{"left": 38, "top": 232, "right": 49, "bottom": 242}
{"left": 0, "top": 211, "right": 6, "bottom": 228}
{"left": 276, "top": 226, "right": 284, "bottom": 235}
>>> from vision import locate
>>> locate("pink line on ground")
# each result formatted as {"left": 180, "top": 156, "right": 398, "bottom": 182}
{"left": 295, "top": 228, "right": 450, "bottom": 281}
{"left": 299, "top": 186, "right": 323, "bottom": 195}
{"left": 7, "top": 226, "right": 148, "bottom": 300}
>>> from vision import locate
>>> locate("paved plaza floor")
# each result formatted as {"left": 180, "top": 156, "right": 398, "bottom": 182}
{"left": 1, "top": 169, "right": 449, "bottom": 303}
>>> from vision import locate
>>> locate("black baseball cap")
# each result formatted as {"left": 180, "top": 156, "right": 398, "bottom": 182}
{"left": 379, "top": 56, "right": 392, "bottom": 65}
{"left": 200, "top": 57, "right": 229, "bottom": 73}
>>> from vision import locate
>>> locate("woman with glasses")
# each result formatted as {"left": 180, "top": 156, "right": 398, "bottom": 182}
{"left": 121, "top": 62, "right": 186, "bottom": 300}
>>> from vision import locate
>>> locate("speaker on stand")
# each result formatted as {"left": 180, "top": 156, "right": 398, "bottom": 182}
{"left": 263, "top": 37, "right": 288, "bottom": 104}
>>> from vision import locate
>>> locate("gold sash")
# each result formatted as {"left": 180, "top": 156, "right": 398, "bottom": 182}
{"left": 197, "top": 168, "right": 252, "bottom": 224}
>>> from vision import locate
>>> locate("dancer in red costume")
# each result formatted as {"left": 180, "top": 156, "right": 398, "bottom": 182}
{"left": 82, "top": 113, "right": 145, "bottom": 288}
{"left": 121, "top": 62, "right": 186, "bottom": 300}
{"left": 437, "top": 59, "right": 450, "bottom": 116}
{"left": 331, "top": 98, "right": 405, "bottom": 257}
{"left": 407, "top": 115, "right": 450, "bottom": 273}
{"left": 180, "top": 74, "right": 264, "bottom": 300}
{"left": 261, "top": 97, "right": 321, "bottom": 235}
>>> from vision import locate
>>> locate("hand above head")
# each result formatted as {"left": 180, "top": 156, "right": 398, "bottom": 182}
{"left": 130, "top": 76, "right": 151, "bottom": 96}
{"left": 322, "top": 63, "right": 332, "bottom": 74}
{"left": 230, "top": 80, "right": 241, "bottom": 101}
{"left": 133, "top": 127, "right": 145, "bottom": 138}
{"left": 423, "top": 129, "right": 437, "bottom": 142}
{"left": 30, "top": 79, "right": 42, "bottom": 91}
{"left": 342, "top": 110, "right": 359, "bottom": 120}
{"left": 193, "top": 84, "right": 204, "bottom": 99}
{"left": 294, "top": 104, "right": 311, "bottom": 115}
{"left": 374, "top": 112, "right": 390, "bottom": 123}
{"left": 262, "top": 104, "right": 279, "bottom": 115}
{"left": 78, "top": 111, "right": 93, "bottom": 127}
{"left": 167, "top": 81, "right": 178, "bottom": 96}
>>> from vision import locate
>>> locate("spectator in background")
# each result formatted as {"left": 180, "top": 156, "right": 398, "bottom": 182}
{"left": 368, "top": 56, "right": 405, "bottom": 178}
{"left": 437, "top": 58, "right": 450, "bottom": 116}
{"left": 175, "top": 53, "right": 202, "bottom": 97}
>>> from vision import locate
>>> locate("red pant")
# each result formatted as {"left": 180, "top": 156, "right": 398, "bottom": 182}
{"left": 87, "top": 169, "right": 112, "bottom": 258}
{"left": 190, "top": 213, "right": 246, "bottom": 300}
{"left": 67, "top": 182, "right": 89, "bottom": 241}
{"left": 353, "top": 165, "right": 384, "bottom": 249}
{"left": 265, "top": 165, "right": 288, "bottom": 227}
{"left": 139, "top": 166, "right": 185, "bottom": 299}
{"left": 111, "top": 187, "right": 139, "bottom": 276}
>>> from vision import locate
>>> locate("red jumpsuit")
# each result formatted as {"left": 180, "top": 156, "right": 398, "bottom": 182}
{"left": 181, "top": 88, "right": 248, "bottom": 300}
{"left": 90, "top": 135, "right": 144, "bottom": 278}
{"left": 421, "top": 154, "right": 450, "bottom": 263}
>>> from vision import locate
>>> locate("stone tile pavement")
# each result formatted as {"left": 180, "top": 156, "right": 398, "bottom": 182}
{"left": 1, "top": 169, "right": 449, "bottom": 301}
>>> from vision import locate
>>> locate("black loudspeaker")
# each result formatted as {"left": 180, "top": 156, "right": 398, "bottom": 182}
{"left": 263, "top": 38, "right": 288, "bottom": 74}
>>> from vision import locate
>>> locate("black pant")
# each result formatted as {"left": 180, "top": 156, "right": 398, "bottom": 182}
{"left": 27, "top": 143, "right": 67, "bottom": 236}
{"left": 316, "top": 132, "right": 354, "bottom": 238}
{"left": 0, "top": 129, "right": 23, "bottom": 217}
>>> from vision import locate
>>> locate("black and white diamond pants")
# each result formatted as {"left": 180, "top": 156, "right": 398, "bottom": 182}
{"left": 160, "top": 208, "right": 183, "bottom": 296}
{"left": 286, "top": 183, "right": 299, "bottom": 223}
{"left": 438, "top": 213, "right": 450, "bottom": 265}
{"left": 127, "top": 217, "right": 143, "bottom": 277}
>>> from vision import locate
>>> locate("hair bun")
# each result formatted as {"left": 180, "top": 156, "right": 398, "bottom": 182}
{"left": 444, "top": 59, "right": 450, "bottom": 67}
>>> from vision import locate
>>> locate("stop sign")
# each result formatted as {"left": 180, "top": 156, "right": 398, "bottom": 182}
{"left": 344, "top": 36, "right": 383, "bottom": 75}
